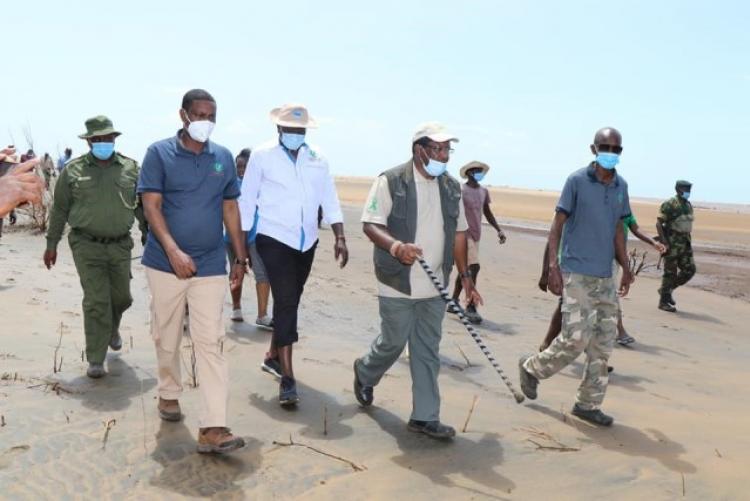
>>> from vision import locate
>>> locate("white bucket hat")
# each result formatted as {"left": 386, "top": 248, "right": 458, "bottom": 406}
{"left": 269, "top": 104, "right": 318, "bottom": 129}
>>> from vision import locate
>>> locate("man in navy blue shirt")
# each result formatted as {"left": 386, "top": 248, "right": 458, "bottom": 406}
{"left": 519, "top": 127, "right": 633, "bottom": 427}
{"left": 138, "top": 89, "right": 246, "bottom": 454}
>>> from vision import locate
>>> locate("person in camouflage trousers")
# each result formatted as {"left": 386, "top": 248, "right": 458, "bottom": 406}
{"left": 518, "top": 127, "right": 633, "bottom": 427}
{"left": 44, "top": 116, "right": 147, "bottom": 379}
{"left": 656, "top": 180, "right": 695, "bottom": 312}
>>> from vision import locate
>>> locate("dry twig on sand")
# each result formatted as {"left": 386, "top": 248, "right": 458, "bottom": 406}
{"left": 272, "top": 435, "right": 366, "bottom": 472}
{"left": 519, "top": 426, "right": 580, "bottom": 453}
{"left": 462, "top": 395, "right": 479, "bottom": 433}
{"left": 323, "top": 405, "right": 328, "bottom": 436}
{"left": 101, "top": 419, "right": 116, "bottom": 450}
{"left": 53, "top": 323, "right": 64, "bottom": 374}
{"left": 681, "top": 473, "right": 686, "bottom": 496}
{"left": 454, "top": 342, "right": 473, "bottom": 368}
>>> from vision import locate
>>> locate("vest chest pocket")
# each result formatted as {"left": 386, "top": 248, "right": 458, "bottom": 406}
{"left": 390, "top": 188, "right": 408, "bottom": 219}
{"left": 445, "top": 191, "right": 461, "bottom": 220}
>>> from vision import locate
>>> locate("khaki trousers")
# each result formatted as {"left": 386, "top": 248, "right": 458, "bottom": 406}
{"left": 145, "top": 267, "right": 228, "bottom": 428}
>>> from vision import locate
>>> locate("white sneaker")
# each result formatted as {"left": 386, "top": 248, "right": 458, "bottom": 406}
{"left": 255, "top": 315, "right": 274, "bottom": 331}
{"left": 230, "top": 308, "right": 244, "bottom": 322}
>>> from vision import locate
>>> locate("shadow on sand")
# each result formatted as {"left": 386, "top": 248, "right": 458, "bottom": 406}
{"left": 149, "top": 420, "right": 263, "bottom": 498}
{"left": 248, "top": 381, "right": 358, "bottom": 441}
{"left": 364, "top": 406, "right": 516, "bottom": 500}
{"left": 60, "top": 356, "right": 157, "bottom": 412}
{"left": 526, "top": 402, "right": 697, "bottom": 474}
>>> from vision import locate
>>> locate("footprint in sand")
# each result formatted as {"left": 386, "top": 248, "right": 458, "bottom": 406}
{"left": 33, "top": 288, "right": 49, "bottom": 293}
{"left": 0, "top": 445, "right": 30, "bottom": 470}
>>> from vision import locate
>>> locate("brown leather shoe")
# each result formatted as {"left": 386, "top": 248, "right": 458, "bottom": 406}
{"left": 197, "top": 427, "right": 245, "bottom": 454}
{"left": 158, "top": 397, "right": 182, "bottom": 422}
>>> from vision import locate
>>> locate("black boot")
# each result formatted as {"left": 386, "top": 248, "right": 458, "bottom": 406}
{"left": 658, "top": 293, "right": 676, "bottom": 312}
{"left": 665, "top": 292, "right": 676, "bottom": 306}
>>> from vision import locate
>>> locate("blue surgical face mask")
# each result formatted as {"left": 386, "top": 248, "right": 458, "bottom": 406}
{"left": 681, "top": 191, "right": 691, "bottom": 200}
{"left": 91, "top": 142, "right": 115, "bottom": 160}
{"left": 280, "top": 132, "right": 305, "bottom": 151}
{"left": 471, "top": 171, "right": 486, "bottom": 182}
{"left": 595, "top": 151, "right": 620, "bottom": 170}
{"left": 425, "top": 159, "right": 447, "bottom": 177}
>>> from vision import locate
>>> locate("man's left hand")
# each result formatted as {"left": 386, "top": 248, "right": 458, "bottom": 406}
{"left": 334, "top": 237, "right": 349, "bottom": 268}
{"left": 497, "top": 229, "right": 507, "bottom": 244}
{"left": 229, "top": 263, "right": 246, "bottom": 291}
{"left": 462, "top": 276, "right": 484, "bottom": 307}
{"left": 618, "top": 270, "right": 634, "bottom": 297}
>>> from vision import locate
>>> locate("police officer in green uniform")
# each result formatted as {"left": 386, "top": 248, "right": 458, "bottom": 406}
{"left": 44, "top": 116, "right": 147, "bottom": 378}
{"left": 656, "top": 180, "right": 696, "bottom": 312}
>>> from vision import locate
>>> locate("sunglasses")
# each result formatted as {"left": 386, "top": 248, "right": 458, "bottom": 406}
{"left": 596, "top": 144, "right": 623, "bottom": 154}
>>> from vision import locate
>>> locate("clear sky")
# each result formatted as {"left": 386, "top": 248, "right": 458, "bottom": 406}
{"left": 2, "top": 0, "right": 748, "bottom": 203}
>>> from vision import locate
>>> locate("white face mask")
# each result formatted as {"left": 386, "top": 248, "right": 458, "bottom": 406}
{"left": 184, "top": 113, "right": 215, "bottom": 143}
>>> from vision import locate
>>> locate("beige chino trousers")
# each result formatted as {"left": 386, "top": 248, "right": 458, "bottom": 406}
{"left": 145, "top": 267, "right": 229, "bottom": 428}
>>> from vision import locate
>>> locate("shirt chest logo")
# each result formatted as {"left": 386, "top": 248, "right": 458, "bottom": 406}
{"left": 208, "top": 162, "right": 225, "bottom": 177}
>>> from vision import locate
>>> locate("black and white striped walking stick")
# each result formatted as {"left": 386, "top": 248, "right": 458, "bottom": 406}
{"left": 417, "top": 256, "right": 525, "bottom": 403}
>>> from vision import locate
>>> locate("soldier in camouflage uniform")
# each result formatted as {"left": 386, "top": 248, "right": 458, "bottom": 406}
{"left": 656, "top": 180, "right": 695, "bottom": 312}
{"left": 44, "top": 116, "right": 147, "bottom": 378}
{"left": 518, "top": 127, "right": 633, "bottom": 427}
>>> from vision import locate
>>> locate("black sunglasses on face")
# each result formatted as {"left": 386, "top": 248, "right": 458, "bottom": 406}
{"left": 596, "top": 144, "right": 623, "bottom": 154}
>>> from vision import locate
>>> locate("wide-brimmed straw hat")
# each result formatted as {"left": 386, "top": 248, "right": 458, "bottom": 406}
{"left": 460, "top": 161, "right": 490, "bottom": 179}
{"left": 269, "top": 104, "right": 318, "bottom": 129}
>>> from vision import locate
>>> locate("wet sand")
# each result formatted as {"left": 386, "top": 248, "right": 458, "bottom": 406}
{"left": 1, "top": 188, "right": 749, "bottom": 499}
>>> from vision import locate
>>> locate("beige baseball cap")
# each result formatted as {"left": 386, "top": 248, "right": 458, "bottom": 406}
{"left": 460, "top": 161, "right": 490, "bottom": 179}
{"left": 269, "top": 104, "right": 318, "bottom": 129}
{"left": 412, "top": 121, "right": 459, "bottom": 143}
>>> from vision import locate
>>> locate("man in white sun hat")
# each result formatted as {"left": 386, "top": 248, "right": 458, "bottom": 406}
{"left": 353, "top": 122, "right": 482, "bottom": 440}
{"left": 239, "top": 103, "right": 348, "bottom": 407}
{"left": 449, "top": 161, "right": 506, "bottom": 324}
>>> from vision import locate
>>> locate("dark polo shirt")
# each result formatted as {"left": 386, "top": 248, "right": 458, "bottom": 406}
{"left": 556, "top": 163, "right": 631, "bottom": 278}
{"left": 137, "top": 131, "right": 239, "bottom": 277}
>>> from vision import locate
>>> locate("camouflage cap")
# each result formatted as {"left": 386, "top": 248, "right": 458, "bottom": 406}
{"left": 78, "top": 115, "right": 121, "bottom": 139}
{"left": 675, "top": 179, "right": 692, "bottom": 188}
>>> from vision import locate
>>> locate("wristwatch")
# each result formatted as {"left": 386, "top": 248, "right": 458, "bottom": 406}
{"left": 459, "top": 270, "right": 472, "bottom": 279}
{"left": 233, "top": 258, "right": 247, "bottom": 266}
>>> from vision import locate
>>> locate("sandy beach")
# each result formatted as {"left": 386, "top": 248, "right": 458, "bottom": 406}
{"left": 1, "top": 179, "right": 749, "bottom": 499}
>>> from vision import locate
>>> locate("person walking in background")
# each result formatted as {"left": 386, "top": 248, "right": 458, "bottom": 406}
{"left": 57, "top": 147, "right": 72, "bottom": 173}
{"left": 226, "top": 147, "right": 273, "bottom": 329}
{"left": 656, "top": 180, "right": 696, "bottom": 312}
{"left": 449, "top": 160, "right": 506, "bottom": 324}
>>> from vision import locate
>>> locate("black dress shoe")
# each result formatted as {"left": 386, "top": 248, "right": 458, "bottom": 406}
{"left": 353, "top": 359, "right": 373, "bottom": 407}
{"left": 407, "top": 420, "right": 456, "bottom": 439}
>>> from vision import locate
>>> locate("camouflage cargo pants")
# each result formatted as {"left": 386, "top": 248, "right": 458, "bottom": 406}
{"left": 660, "top": 233, "right": 696, "bottom": 295}
{"left": 524, "top": 272, "right": 618, "bottom": 410}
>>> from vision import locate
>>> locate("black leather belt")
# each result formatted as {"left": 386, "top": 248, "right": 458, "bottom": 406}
{"left": 73, "top": 229, "right": 130, "bottom": 244}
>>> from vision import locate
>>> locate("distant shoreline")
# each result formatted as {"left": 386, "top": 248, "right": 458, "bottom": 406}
{"left": 334, "top": 175, "right": 750, "bottom": 215}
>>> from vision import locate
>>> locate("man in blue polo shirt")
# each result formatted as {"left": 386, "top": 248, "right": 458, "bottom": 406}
{"left": 138, "top": 88, "right": 247, "bottom": 454}
{"left": 519, "top": 127, "right": 633, "bottom": 427}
